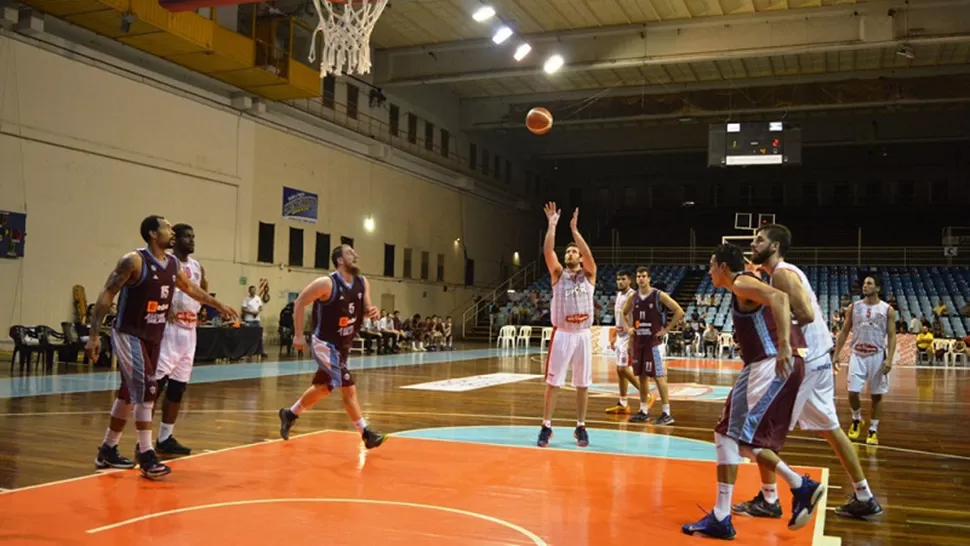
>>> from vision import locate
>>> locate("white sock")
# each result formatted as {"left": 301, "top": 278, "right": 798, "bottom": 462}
{"left": 136, "top": 429, "right": 153, "bottom": 453}
{"left": 851, "top": 409, "right": 862, "bottom": 421}
{"left": 103, "top": 428, "right": 122, "bottom": 448}
{"left": 662, "top": 404, "right": 671, "bottom": 416}
{"left": 640, "top": 399, "right": 649, "bottom": 413}
{"left": 619, "top": 397, "right": 627, "bottom": 407}
{"left": 775, "top": 461, "right": 804, "bottom": 489}
{"left": 290, "top": 401, "right": 305, "bottom": 416}
{"left": 576, "top": 421, "right": 585, "bottom": 428}
{"left": 854, "top": 479, "right": 873, "bottom": 501}
{"left": 761, "top": 483, "right": 779, "bottom": 503}
{"left": 158, "top": 423, "right": 174, "bottom": 442}
{"left": 714, "top": 482, "right": 734, "bottom": 520}
{"left": 354, "top": 418, "right": 367, "bottom": 432}
{"left": 542, "top": 420, "right": 552, "bottom": 428}
{"left": 869, "top": 419, "right": 879, "bottom": 432}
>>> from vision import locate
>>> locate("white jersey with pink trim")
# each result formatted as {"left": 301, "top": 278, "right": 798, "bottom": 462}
{"left": 850, "top": 300, "right": 890, "bottom": 356}
{"left": 171, "top": 256, "right": 202, "bottom": 329}
{"left": 771, "top": 261, "right": 833, "bottom": 362}
{"left": 551, "top": 269, "right": 595, "bottom": 331}
{"left": 614, "top": 288, "right": 635, "bottom": 337}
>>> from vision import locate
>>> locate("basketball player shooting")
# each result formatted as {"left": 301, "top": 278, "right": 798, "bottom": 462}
{"left": 87, "top": 215, "right": 237, "bottom": 480}
{"left": 605, "top": 270, "right": 641, "bottom": 415}
{"left": 152, "top": 223, "right": 207, "bottom": 456}
{"left": 621, "top": 266, "right": 683, "bottom": 425}
{"left": 683, "top": 244, "right": 822, "bottom": 540}
{"left": 537, "top": 202, "right": 596, "bottom": 449}
{"left": 278, "top": 244, "right": 386, "bottom": 450}
{"left": 733, "top": 225, "right": 883, "bottom": 521}
{"left": 833, "top": 275, "right": 896, "bottom": 448}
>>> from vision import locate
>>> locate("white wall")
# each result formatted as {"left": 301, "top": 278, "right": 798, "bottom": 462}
{"left": 0, "top": 34, "right": 536, "bottom": 340}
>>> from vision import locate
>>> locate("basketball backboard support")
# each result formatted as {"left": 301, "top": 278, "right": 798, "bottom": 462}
{"left": 733, "top": 213, "right": 752, "bottom": 230}
{"left": 725, "top": 212, "right": 776, "bottom": 263}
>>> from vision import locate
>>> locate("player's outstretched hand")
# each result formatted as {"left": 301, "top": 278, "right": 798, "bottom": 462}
{"left": 570, "top": 208, "right": 579, "bottom": 231}
{"left": 365, "top": 305, "right": 380, "bottom": 319}
{"left": 216, "top": 303, "right": 239, "bottom": 322}
{"left": 544, "top": 202, "right": 560, "bottom": 225}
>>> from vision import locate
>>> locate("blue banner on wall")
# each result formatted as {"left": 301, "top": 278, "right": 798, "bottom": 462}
{"left": 282, "top": 187, "right": 318, "bottom": 224}
{"left": 0, "top": 210, "right": 26, "bottom": 259}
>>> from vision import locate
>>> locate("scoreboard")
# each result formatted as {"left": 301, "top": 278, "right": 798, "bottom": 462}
{"left": 708, "top": 122, "right": 802, "bottom": 167}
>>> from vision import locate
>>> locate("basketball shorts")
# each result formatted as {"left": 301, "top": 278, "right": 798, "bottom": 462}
{"left": 614, "top": 334, "right": 631, "bottom": 367}
{"left": 848, "top": 351, "right": 890, "bottom": 395}
{"left": 545, "top": 328, "right": 593, "bottom": 388}
{"left": 632, "top": 341, "right": 665, "bottom": 378}
{"left": 790, "top": 354, "right": 840, "bottom": 432}
{"left": 715, "top": 355, "right": 805, "bottom": 453}
{"left": 311, "top": 335, "right": 356, "bottom": 391}
{"left": 111, "top": 329, "right": 161, "bottom": 404}
{"left": 155, "top": 324, "right": 197, "bottom": 383}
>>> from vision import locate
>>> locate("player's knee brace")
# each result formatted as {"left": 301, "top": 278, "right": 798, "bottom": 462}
{"left": 715, "top": 432, "right": 744, "bottom": 466}
{"left": 110, "top": 399, "right": 133, "bottom": 420}
{"left": 166, "top": 380, "right": 187, "bottom": 403}
{"left": 134, "top": 402, "right": 154, "bottom": 423}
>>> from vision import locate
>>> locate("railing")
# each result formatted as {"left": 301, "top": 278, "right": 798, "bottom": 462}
{"left": 461, "top": 261, "right": 540, "bottom": 341}
{"left": 559, "top": 246, "right": 970, "bottom": 267}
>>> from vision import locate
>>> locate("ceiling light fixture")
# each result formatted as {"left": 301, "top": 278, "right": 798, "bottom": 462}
{"left": 472, "top": 6, "right": 495, "bottom": 22}
{"left": 513, "top": 43, "right": 532, "bottom": 61}
{"left": 543, "top": 54, "right": 564, "bottom": 74}
{"left": 492, "top": 25, "right": 512, "bottom": 44}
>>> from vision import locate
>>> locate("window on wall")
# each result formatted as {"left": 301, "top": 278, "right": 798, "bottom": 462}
{"left": 340, "top": 236, "right": 354, "bottom": 248}
{"left": 288, "top": 227, "right": 304, "bottom": 267}
{"left": 440, "top": 129, "right": 450, "bottom": 158}
{"left": 464, "top": 258, "right": 475, "bottom": 286}
{"left": 389, "top": 104, "right": 400, "bottom": 137}
{"left": 932, "top": 180, "right": 948, "bottom": 205}
{"left": 505, "top": 159, "right": 511, "bottom": 184}
{"left": 802, "top": 181, "right": 818, "bottom": 206}
{"left": 436, "top": 253, "right": 444, "bottom": 282}
{"left": 322, "top": 75, "right": 335, "bottom": 109}
{"left": 403, "top": 248, "right": 413, "bottom": 278}
{"left": 407, "top": 113, "right": 417, "bottom": 144}
{"left": 897, "top": 180, "right": 915, "bottom": 202}
{"left": 347, "top": 84, "right": 359, "bottom": 120}
{"left": 424, "top": 121, "right": 434, "bottom": 151}
{"left": 257, "top": 222, "right": 275, "bottom": 264}
{"left": 494, "top": 155, "right": 501, "bottom": 180}
{"left": 482, "top": 150, "right": 490, "bottom": 175}
{"left": 866, "top": 180, "right": 881, "bottom": 202}
{"left": 384, "top": 244, "right": 395, "bottom": 277}
{"left": 468, "top": 143, "right": 477, "bottom": 170}
{"left": 420, "top": 251, "right": 430, "bottom": 280}
{"left": 314, "top": 232, "right": 331, "bottom": 269}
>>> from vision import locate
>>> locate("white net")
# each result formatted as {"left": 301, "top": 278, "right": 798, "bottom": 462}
{"left": 309, "top": 0, "right": 388, "bottom": 77}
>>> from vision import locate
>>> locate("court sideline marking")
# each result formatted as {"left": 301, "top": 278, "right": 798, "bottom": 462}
{"left": 3, "top": 408, "right": 969, "bottom": 462}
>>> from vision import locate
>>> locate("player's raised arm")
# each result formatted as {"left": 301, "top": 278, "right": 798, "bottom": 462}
{"left": 176, "top": 269, "right": 237, "bottom": 322}
{"left": 543, "top": 202, "right": 564, "bottom": 283}
{"left": 569, "top": 208, "right": 597, "bottom": 283}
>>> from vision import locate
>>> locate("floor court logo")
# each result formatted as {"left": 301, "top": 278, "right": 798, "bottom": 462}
{"left": 587, "top": 382, "right": 731, "bottom": 402}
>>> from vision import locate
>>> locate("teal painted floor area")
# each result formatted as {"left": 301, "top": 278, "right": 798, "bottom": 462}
{"left": 0, "top": 348, "right": 539, "bottom": 399}
{"left": 394, "top": 425, "right": 716, "bottom": 462}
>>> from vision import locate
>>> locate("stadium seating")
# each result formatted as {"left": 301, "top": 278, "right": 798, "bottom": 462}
{"left": 510, "top": 265, "right": 969, "bottom": 339}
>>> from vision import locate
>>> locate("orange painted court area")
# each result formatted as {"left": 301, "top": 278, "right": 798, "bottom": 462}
{"left": 0, "top": 430, "right": 827, "bottom": 545}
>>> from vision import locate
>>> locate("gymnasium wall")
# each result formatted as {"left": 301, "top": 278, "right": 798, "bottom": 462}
{"left": 0, "top": 35, "right": 536, "bottom": 340}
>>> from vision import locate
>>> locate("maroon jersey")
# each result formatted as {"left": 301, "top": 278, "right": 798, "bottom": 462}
{"left": 632, "top": 288, "right": 665, "bottom": 348}
{"left": 113, "top": 249, "right": 178, "bottom": 343}
{"left": 313, "top": 272, "right": 365, "bottom": 351}
{"left": 731, "top": 272, "right": 807, "bottom": 365}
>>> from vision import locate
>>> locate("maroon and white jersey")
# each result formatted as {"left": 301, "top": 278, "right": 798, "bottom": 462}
{"left": 632, "top": 288, "right": 665, "bottom": 348}
{"left": 114, "top": 249, "right": 178, "bottom": 343}
{"left": 551, "top": 269, "right": 594, "bottom": 331}
{"left": 313, "top": 272, "right": 365, "bottom": 352}
{"left": 731, "top": 272, "right": 807, "bottom": 365}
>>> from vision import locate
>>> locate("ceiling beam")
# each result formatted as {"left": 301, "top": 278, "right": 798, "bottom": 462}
{"left": 372, "top": 1, "right": 970, "bottom": 88}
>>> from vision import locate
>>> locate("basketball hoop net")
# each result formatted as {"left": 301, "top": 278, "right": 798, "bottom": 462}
{"left": 309, "top": 0, "right": 388, "bottom": 77}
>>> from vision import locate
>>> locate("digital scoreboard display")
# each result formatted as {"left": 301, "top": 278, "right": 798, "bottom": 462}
{"left": 708, "top": 122, "right": 801, "bottom": 167}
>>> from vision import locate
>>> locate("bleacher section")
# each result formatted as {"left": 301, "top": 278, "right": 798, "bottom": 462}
{"left": 513, "top": 265, "right": 970, "bottom": 339}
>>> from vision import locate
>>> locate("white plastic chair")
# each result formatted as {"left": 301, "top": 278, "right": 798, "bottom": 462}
{"left": 951, "top": 344, "right": 968, "bottom": 367}
{"left": 539, "top": 327, "right": 554, "bottom": 353}
{"left": 516, "top": 326, "right": 533, "bottom": 348}
{"left": 932, "top": 338, "right": 951, "bottom": 365}
{"left": 497, "top": 326, "right": 517, "bottom": 348}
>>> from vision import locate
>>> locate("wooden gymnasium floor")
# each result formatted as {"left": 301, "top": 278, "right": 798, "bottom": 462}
{"left": 1, "top": 345, "right": 969, "bottom": 545}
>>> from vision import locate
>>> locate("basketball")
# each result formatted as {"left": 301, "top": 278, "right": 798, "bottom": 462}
{"left": 526, "top": 107, "right": 553, "bottom": 135}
